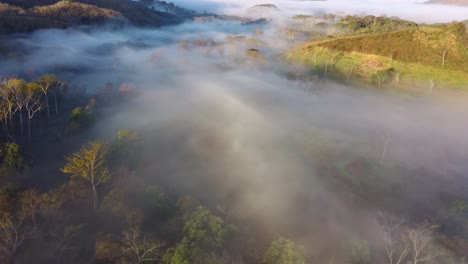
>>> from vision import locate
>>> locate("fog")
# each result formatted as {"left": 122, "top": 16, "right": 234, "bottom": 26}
{"left": 174, "top": 0, "right": 468, "bottom": 23}
{"left": 1, "top": 3, "right": 468, "bottom": 260}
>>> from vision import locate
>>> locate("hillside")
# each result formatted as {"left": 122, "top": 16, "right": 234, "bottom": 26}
{"left": 310, "top": 23, "right": 467, "bottom": 71}
{"left": 77, "top": 0, "right": 181, "bottom": 26}
{"left": 31, "top": 1, "right": 121, "bottom": 23}
{"left": 285, "top": 23, "right": 468, "bottom": 89}
{"left": 0, "top": 0, "right": 181, "bottom": 34}
{"left": 425, "top": 0, "right": 468, "bottom": 6}
{"left": 0, "top": 1, "right": 124, "bottom": 34}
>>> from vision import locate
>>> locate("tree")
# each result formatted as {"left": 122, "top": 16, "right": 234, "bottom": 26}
{"left": 264, "top": 238, "right": 306, "bottom": 264}
{"left": 324, "top": 49, "right": 343, "bottom": 79}
{"left": 0, "top": 79, "right": 24, "bottom": 132}
{"left": 428, "top": 78, "right": 437, "bottom": 95}
{"left": 121, "top": 226, "right": 165, "bottom": 263}
{"left": 18, "top": 190, "right": 40, "bottom": 228}
{"left": 437, "top": 48, "right": 448, "bottom": 67}
{"left": 347, "top": 239, "right": 372, "bottom": 264}
{"left": 35, "top": 74, "right": 61, "bottom": 119}
{"left": 0, "top": 143, "right": 25, "bottom": 169}
{"left": 379, "top": 214, "right": 409, "bottom": 264}
{"left": 0, "top": 188, "right": 36, "bottom": 264}
{"left": 378, "top": 214, "right": 444, "bottom": 264}
{"left": 408, "top": 222, "right": 441, "bottom": 264}
{"left": 8, "top": 80, "right": 28, "bottom": 137}
{"left": 372, "top": 68, "right": 395, "bottom": 88}
{"left": 61, "top": 141, "right": 110, "bottom": 209}
{"left": 166, "top": 206, "right": 227, "bottom": 264}
{"left": 0, "top": 214, "right": 30, "bottom": 264}
{"left": 24, "top": 82, "right": 45, "bottom": 143}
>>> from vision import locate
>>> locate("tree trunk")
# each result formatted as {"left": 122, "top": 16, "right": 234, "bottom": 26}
{"left": 19, "top": 109, "right": 23, "bottom": 137}
{"left": 54, "top": 92, "right": 58, "bottom": 115}
{"left": 45, "top": 95, "right": 50, "bottom": 119}
{"left": 28, "top": 117, "right": 31, "bottom": 144}
{"left": 92, "top": 185, "right": 98, "bottom": 210}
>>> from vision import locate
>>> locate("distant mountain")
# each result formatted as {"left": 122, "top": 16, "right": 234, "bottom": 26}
{"left": 0, "top": 0, "right": 182, "bottom": 34}
{"left": 425, "top": 0, "right": 468, "bottom": 6}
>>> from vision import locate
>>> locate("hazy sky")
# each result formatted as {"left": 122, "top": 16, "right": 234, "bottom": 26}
{"left": 174, "top": 0, "right": 468, "bottom": 23}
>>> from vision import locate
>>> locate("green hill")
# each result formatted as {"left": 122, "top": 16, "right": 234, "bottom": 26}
{"left": 311, "top": 23, "right": 467, "bottom": 71}
{"left": 285, "top": 23, "right": 468, "bottom": 89}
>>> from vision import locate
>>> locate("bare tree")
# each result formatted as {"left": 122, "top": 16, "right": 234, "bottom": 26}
{"left": 19, "top": 190, "right": 41, "bottom": 228}
{"left": 0, "top": 214, "right": 32, "bottom": 264}
{"left": 379, "top": 214, "right": 409, "bottom": 264}
{"left": 437, "top": 48, "right": 448, "bottom": 67}
{"left": 428, "top": 78, "right": 437, "bottom": 95}
{"left": 121, "top": 226, "right": 164, "bottom": 263}
{"left": 408, "top": 222, "right": 441, "bottom": 264}
{"left": 380, "top": 133, "right": 391, "bottom": 164}
{"left": 378, "top": 214, "right": 444, "bottom": 264}
{"left": 345, "top": 64, "right": 357, "bottom": 81}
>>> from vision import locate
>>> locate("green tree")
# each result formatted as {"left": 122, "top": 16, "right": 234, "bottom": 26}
{"left": 61, "top": 141, "right": 110, "bottom": 209}
{"left": 347, "top": 239, "right": 372, "bottom": 264}
{"left": 264, "top": 237, "right": 306, "bottom": 264}
{"left": 0, "top": 143, "right": 25, "bottom": 169}
{"left": 372, "top": 68, "right": 395, "bottom": 88}
{"left": 165, "top": 206, "right": 227, "bottom": 264}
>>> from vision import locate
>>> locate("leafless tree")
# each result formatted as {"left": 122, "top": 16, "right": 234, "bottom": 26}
{"left": 19, "top": 190, "right": 41, "bottom": 228}
{"left": 408, "top": 222, "right": 441, "bottom": 264}
{"left": 345, "top": 64, "right": 357, "bottom": 81}
{"left": 437, "top": 48, "right": 448, "bottom": 67}
{"left": 428, "top": 79, "right": 437, "bottom": 95}
{"left": 379, "top": 214, "right": 444, "bottom": 264}
{"left": 0, "top": 214, "right": 32, "bottom": 263}
{"left": 380, "top": 132, "right": 391, "bottom": 164}
{"left": 379, "top": 214, "right": 409, "bottom": 264}
{"left": 121, "top": 226, "right": 164, "bottom": 263}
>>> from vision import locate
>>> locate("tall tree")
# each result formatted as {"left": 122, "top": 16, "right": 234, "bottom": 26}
{"left": 24, "top": 83, "right": 44, "bottom": 143}
{"left": 61, "top": 141, "right": 111, "bottom": 209}
{"left": 7, "top": 79, "right": 28, "bottom": 137}
{"left": 0, "top": 79, "right": 21, "bottom": 135}
{"left": 35, "top": 75, "right": 62, "bottom": 119}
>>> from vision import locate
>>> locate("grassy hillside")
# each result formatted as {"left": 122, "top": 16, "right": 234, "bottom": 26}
{"left": 285, "top": 23, "right": 468, "bottom": 90}
{"left": 311, "top": 23, "right": 468, "bottom": 72}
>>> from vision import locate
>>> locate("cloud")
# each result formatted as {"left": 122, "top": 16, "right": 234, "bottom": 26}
{"left": 174, "top": 0, "right": 468, "bottom": 23}
{"left": 1, "top": 7, "right": 467, "bottom": 259}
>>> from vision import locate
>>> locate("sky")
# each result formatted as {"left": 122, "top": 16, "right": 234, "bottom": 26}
{"left": 173, "top": 0, "right": 468, "bottom": 23}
